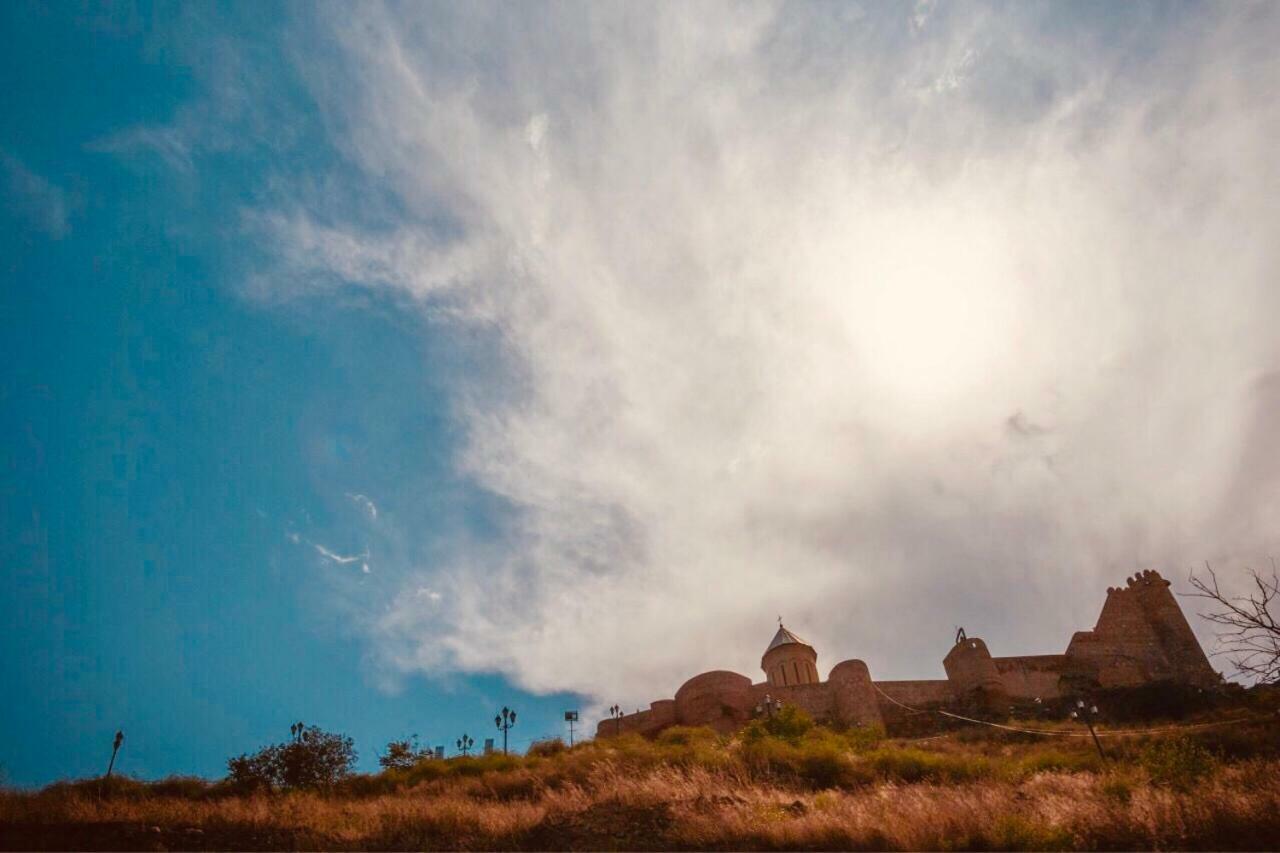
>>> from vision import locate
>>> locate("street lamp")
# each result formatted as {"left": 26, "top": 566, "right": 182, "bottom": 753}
{"left": 456, "top": 733, "right": 474, "bottom": 757}
{"left": 609, "top": 704, "right": 623, "bottom": 736}
{"left": 755, "top": 694, "right": 783, "bottom": 718}
{"left": 1070, "top": 699, "right": 1106, "bottom": 760}
{"left": 494, "top": 706, "right": 517, "bottom": 755}
{"left": 105, "top": 730, "right": 124, "bottom": 780}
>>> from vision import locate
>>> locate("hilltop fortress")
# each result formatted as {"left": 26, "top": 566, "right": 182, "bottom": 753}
{"left": 596, "top": 570, "right": 1219, "bottom": 737}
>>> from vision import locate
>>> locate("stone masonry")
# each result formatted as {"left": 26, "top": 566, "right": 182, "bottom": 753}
{"left": 596, "top": 570, "right": 1219, "bottom": 738}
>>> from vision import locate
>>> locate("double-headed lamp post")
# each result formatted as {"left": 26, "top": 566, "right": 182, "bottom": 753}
{"left": 456, "top": 733, "right": 474, "bottom": 757}
{"left": 755, "top": 694, "right": 783, "bottom": 718}
{"left": 1070, "top": 699, "right": 1106, "bottom": 760}
{"left": 609, "top": 704, "right": 623, "bottom": 736}
{"left": 495, "top": 706, "right": 517, "bottom": 755}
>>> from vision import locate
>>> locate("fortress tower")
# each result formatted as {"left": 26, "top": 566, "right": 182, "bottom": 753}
{"left": 1064, "top": 569, "right": 1218, "bottom": 688}
{"left": 943, "top": 635, "right": 1007, "bottom": 708}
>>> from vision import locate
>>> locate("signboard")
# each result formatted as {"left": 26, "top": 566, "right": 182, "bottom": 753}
{"left": 564, "top": 710, "right": 579, "bottom": 721}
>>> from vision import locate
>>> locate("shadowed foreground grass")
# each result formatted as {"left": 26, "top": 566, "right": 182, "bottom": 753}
{"left": 4, "top": 712, "right": 1279, "bottom": 851}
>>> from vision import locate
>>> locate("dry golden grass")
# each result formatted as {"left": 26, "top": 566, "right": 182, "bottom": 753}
{"left": 5, "top": 716, "right": 1279, "bottom": 850}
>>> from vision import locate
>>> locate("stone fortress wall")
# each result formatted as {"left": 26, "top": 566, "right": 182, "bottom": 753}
{"left": 597, "top": 570, "right": 1219, "bottom": 738}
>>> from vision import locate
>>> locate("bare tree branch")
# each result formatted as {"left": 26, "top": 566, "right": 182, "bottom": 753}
{"left": 1185, "top": 562, "right": 1280, "bottom": 684}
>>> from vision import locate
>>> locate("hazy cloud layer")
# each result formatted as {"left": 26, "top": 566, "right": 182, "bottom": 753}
{"left": 259, "top": 3, "right": 1280, "bottom": 708}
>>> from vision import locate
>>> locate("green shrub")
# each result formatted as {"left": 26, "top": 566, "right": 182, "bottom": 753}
{"left": 1095, "top": 682, "right": 1220, "bottom": 723}
{"left": 1016, "top": 749, "right": 1104, "bottom": 777}
{"left": 226, "top": 726, "right": 356, "bottom": 791}
{"left": 1141, "top": 737, "right": 1216, "bottom": 791}
{"left": 378, "top": 737, "right": 435, "bottom": 771}
{"left": 842, "top": 724, "right": 885, "bottom": 753}
{"left": 1187, "top": 722, "right": 1280, "bottom": 761}
{"left": 863, "top": 747, "right": 992, "bottom": 784}
{"left": 742, "top": 705, "right": 814, "bottom": 745}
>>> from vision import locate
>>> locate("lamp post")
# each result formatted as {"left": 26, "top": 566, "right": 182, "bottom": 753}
{"left": 456, "top": 734, "right": 474, "bottom": 757}
{"left": 1070, "top": 699, "right": 1106, "bottom": 760}
{"left": 755, "top": 694, "right": 783, "bottom": 719}
{"left": 105, "top": 730, "right": 124, "bottom": 780}
{"left": 609, "top": 704, "right": 623, "bottom": 736}
{"left": 494, "top": 706, "right": 517, "bottom": 755}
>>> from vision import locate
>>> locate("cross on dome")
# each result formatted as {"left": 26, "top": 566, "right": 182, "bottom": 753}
{"left": 765, "top": 624, "right": 811, "bottom": 654}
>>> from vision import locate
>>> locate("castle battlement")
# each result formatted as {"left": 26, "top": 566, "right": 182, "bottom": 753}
{"left": 597, "top": 570, "right": 1220, "bottom": 738}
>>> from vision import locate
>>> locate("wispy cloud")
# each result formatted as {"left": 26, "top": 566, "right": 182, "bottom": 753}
{"left": 2, "top": 151, "right": 74, "bottom": 237}
{"left": 286, "top": 526, "right": 372, "bottom": 575}
{"left": 313, "top": 543, "right": 369, "bottom": 566}
{"left": 258, "top": 3, "right": 1280, "bottom": 706}
{"left": 346, "top": 493, "right": 379, "bottom": 522}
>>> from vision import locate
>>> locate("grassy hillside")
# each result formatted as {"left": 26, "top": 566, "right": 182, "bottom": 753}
{"left": 4, "top": 698, "right": 1279, "bottom": 851}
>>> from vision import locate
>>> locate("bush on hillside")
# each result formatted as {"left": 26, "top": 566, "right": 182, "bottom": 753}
{"left": 378, "top": 736, "right": 434, "bottom": 771}
{"left": 526, "top": 738, "right": 566, "bottom": 758}
{"left": 1140, "top": 737, "right": 1216, "bottom": 791}
{"left": 226, "top": 725, "right": 356, "bottom": 791}
{"left": 742, "top": 704, "right": 813, "bottom": 745}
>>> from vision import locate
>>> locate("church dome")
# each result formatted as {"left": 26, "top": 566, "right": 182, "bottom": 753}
{"left": 761, "top": 623, "right": 819, "bottom": 686}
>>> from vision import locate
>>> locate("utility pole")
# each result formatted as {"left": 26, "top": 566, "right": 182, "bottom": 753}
{"left": 1071, "top": 699, "right": 1106, "bottom": 760}
{"left": 494, "top": 706, "right": 517, "bottom": 755}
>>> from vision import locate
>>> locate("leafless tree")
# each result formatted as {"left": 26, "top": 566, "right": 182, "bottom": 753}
{"left": 1186, "top": 562, "right": 1280, "bottom": 684}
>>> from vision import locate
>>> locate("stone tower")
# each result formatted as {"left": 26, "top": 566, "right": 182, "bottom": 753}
{"left": 1064, "top": 569, "right": 1218, "bottom": 688}
{"left": 943, "top": 635, "right": 1007, "bottom": 707}
{"left": 762, "top": 624, "right": 820, "bottom": 687}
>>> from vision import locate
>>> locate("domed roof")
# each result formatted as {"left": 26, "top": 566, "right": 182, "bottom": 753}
{"left": 765, "top": 624, "right": 812, "bottom": 654}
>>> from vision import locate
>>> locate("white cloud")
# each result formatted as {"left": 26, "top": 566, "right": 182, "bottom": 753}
{"left": 347, "top": 492, "right": 379, "bottom": 522}
{"left": 91, "top": 125, "right": 195, "bottom": 174}
{"left": 313, "top": 543, "right": 369, "bottom": 566}
{"left": 261, "top": 3, "right": 1280, "bottom": 706}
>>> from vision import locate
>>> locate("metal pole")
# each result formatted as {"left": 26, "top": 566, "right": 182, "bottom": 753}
{"left": 1072, "top": 701, "right": 1106, "bottom": 760}
{"left": 1083, "top": 715, "right": 1106, "bottom": 760}
{"left": 105, "top": 730, "right": 123, "bottom": 780}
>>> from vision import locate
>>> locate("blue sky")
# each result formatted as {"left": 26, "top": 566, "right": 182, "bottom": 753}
{"left": 0, "top": 3, "right": 578, "bottom": 787}
{"left": 3, "top": 2, "right": 1279, "bottom": 788}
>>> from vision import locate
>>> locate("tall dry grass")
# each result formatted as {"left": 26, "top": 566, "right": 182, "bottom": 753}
{"left": 4, "top": 716, "right": 1279, "bottom": 850}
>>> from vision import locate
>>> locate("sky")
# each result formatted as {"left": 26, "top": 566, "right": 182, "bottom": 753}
{"left": 2, "top": 1, "right": 1278, "bottom": 787}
